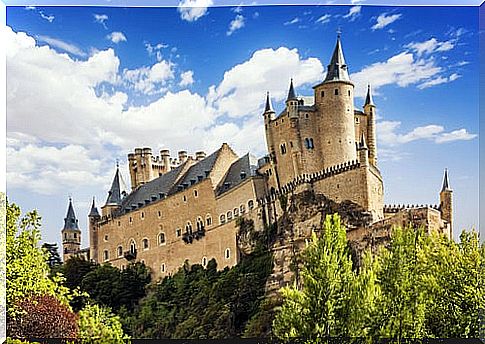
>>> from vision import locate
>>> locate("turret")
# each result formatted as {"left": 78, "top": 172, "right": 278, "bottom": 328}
{"left": 313, "top": 34, "right": 357, "bottom": 168}
{"left": 439, "top": 169, "right": 453, "bottom": 238}
{"left": 286, "top": 79, "right": 299, "bottom": 118}
{"left": 61, "top": 197, "right": 81, "bottom": 261}
{"left": 88, "top": 197, "right": 100, "bottom": 263}
{"left": 263, "top": 92, "right": 276, "bottom": 157}
{"left": 102, "top": 165, "right": 122, "bottom": 217}
{"left": 357, "top": 132, "right": 369, "bottom": 167}
{"left": 364, "top": 84, "right": 377, "bottom": 166}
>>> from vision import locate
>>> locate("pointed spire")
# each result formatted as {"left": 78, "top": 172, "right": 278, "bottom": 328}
{"left": 359, "top": 132, "right": 368, "bottom": 149}
{"left": 441, "top": 168, "right": 451, "bottom": 192}
{"left": 264, "top": 92, "right": 275, "bottom": 113}
{"left": 106, "top": 166, "right": 122, "bottom": 206}
{"left": 364, "top": 84, "right": 375, "bottom": 107}
{"left": 89, "top": 197, "right": 100, "bottom": 217}
{"left": 323, "top": 33, "right": 351, "bottom": 83}
{"left": 63, "top": 197, "right": 79, "bottom": 230}
{"left": 287, "top": 78, "right": 297, "bottom": 101}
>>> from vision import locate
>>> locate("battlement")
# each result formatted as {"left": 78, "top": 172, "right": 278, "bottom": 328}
{"left": 383, "top": 204, "right": 440, "bottom": 213}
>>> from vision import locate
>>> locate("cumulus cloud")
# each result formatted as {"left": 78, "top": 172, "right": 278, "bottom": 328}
{"left": 208, "top": 47, "right": 324, "bottom": 118}
{"left": 371, "top": 13, "right": 402, "bottom": 30}
{"left": 177, "top": 0, "right": 213, "bottom": 22}
{"left": 316, "top": 14, "right": 331, "bottom": 24}
{"left": 36, "top": 35, "right": 86, "bottom": 57}
{"left": 122, "top": 60, "right": 175, "bottom": 94}
{"left": 343, "top": 6, "right": 361, "bottom": 21}
{"left": 377, "top": 121, "right": 476, "bottom": 146}
{"left": 145, "top": 42, "right": 169, "bottom": 61}
{"left": 94, "top": 13, "right": 108, "bottom": 29}
{"left": 180, "top": 70, "right": 194, "bottom": 86}
{"left": 227, "top": 15, "right": 245, "bottom": 36}
{"left": 107, "top": 31, "right": 127, "bottom": 43}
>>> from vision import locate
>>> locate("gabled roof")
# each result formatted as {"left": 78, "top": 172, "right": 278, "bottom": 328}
{"left": 216, "top": 154, "right": 258, "bottom": 196}
{"left": 63, "top": 198, "right": 79, "bottom": 230}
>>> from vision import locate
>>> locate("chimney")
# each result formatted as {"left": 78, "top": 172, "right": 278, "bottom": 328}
{"left": 195, "top": 151, "right": 206, "bottom": 161}
{"left": 178, "top": 150, "right": 188, "bottom": 163}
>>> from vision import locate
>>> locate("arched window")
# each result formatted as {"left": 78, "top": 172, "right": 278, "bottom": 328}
{"left": 248, "top": 200, "right": 254, "bottom": 210}
{"left": 176, "top": 228, "right": 182, "bottom": 237}
{"left": 185, "top": 221, "right": 193, "bottom": 234}
{"left": 117, "top": 246, "right": 123, "bottom": 257}
{"left": 227, "top": 211, "right": 233, "bottom": 221}
{"left": 206, "top": 214, "right": 212, "bottom": 226}
{"left": 158, "top": 232, "right": 166, "bottom": 245}
{"left": 225, "top": 248, "right": 231, "bottom": 259}
{"left": 130, "top": 240, "right": 136, "bottom": 254}
{"left": 161, "top": 263, "right": 166, "bottom": 273}
{"left": 280, "top": 143, "right": 287, "bottom": 155}
{"left": 202, "top": 256, "right": 207, "bottom": 267}
{"left": 321, "top": 90, "right": 324, "bottom": 98}
{"left": 240, "top": 204, "right": 246, "bottom": 214}
{"left": 196, "top": 217, "right": 204, "bottom": 231}
{"left": 142, "top": 238, "right": 149, "bottom": 250}
{"left": 103, "top": 250, "right": 109, "bottom": 261}
{"left": 220, "top": 214, "right": 226, "bottom": 224}
{"left": 334, "top": 88, "right": 339, "bottom": 95}
{"left": 233, "top": 208, "right": 239, "bottom": 217}
{"left": 194, "top": 190, "right": 198, "bottom": 197}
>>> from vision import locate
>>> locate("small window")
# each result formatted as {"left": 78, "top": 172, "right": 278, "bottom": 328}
{"left": 142, "top": 238, "right": 149, "bottom": 250}
{"left": 196, "top": 217, "right": 204, "bottom": 231}
{"left": 240, "top": 204, "right": 246, "bottom": 214}
{"left": 321, "top": 90, "right": 324, "bottom": 98}
{"left": 103, "top": 250, "right": 109, "bottom": 261}
{"left": 117, "top": 246, "right": 123, "bottom": 257}
{"left": 158, "top": 232, "right": 166, "bottom": 245}
{"left": 141, "top": 212, "right": 145, "bottom": 219}
{"left": 161, "top": 263, "right": 166, "bottom": 273}
{"left": 227, "top": 211, "right": 233, "bottom": 220}
{"left": 183, "top": 195, "right": 187, "bottom": 202}
{"left": 248, "top": 200, "right": 254, "bottom": 210}
{"left": 186, "top": 222, "right": 193, "bottom": 234}
{"left": 206, "top": 215, "right": 212, "bottom": 226}
{"left": 355, "top": 117, "right": 360, "bottom": 124}
{"left": 118, "top": 221, "right": 121, "bottom": 226}
{"left": 176, "top": 228, "right": 182, "bottom": 237}
{"left": 220, "top": 214, "right": 226, "bottom": 224}
{"left": 194, "top": 190, "right": 198, "bottom": 197}
{"left": 74, "top": 233, "right": 77, "bottom": 239}
{"left": 141, "top": 259, "right": 145, "bottom": 265}
{"left": 290, "top": 141, "right": 293, "bottom": 148}
{"left": 129, "top": 217, "right": 133, "bottom": 224}
{"left": 234, "top": 208, "right": 239, "bottom": 217}
{"left": 305, "top": 113, "right": 309, "bottom": 119}
{"left": 225, "top": 248, "right": 231, "bottom": 259}
{"left": 158, "top": 211, "right": 162, "bottom": 218}
{"left": 335, "top": 89, "right": 339, "bottom": 95}
{"left": 280, "top": 143, "right": 287, "bottom": 155}
{"left": 130, "top": 240, "right": 136, "bottom": 254}
{"left": 104, "top": 235, "right": 108, "bottom": 242}
{"left": 202, "top": 257, "right": 207, "bottom": 267}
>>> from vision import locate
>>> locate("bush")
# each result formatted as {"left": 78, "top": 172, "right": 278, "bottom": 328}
{"left": 78, "top": 304, "right": 128, "bottom": 343}
{"left": 7, "top": 294, "right": 78, "bottom": 339}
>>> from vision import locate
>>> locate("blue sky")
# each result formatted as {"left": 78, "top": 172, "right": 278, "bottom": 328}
{"left": 5, "top": 3, "right": 479, "bottom": 248}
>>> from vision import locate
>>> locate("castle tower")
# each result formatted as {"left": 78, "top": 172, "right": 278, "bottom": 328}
{"left": 286, "top": 79, "right": 299, "bottom": 119}
{"left": 363, "top": 84, "right": 377, "bottom": 166}
{"left": 88, "top": 197, "right": 100, "bottom": 263}
{"left": 61, "top": 198, "right": 81, "bottom": 262}
{"left": 263, "top": 92, "right": 276, "bottom": 155}
{"left": 314, "top": 34, "right": 357, "bottom": 168}
{"left": 358, "top": 132, "right": 369, "bottom": 167}
{"left": 102, "top": 165, "right": 123, "bottom": 217}
{"left": 440, "top": 169, "right": 453, "bottom": 238}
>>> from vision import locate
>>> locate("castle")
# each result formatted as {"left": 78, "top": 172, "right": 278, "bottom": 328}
{"left": 62, "top": 36, "right": 453, "bottom": 279}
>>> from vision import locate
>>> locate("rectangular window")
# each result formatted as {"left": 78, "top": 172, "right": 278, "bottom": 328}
{"left": 335, "top": 89, "right": 339, "bottom": 95}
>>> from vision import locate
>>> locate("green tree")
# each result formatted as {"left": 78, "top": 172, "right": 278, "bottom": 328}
{"left": 273, "top": 214, "right": 378, "bottom": 341}
{"left": 78, "top": 303, "right": 128, "bottom": 343}
{"left": 41, "top": 242, "right": 62, "bottom": 269}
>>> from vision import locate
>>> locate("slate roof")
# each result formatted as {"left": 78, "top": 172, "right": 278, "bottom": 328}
{"left": 106, "top": 168, "right": 122, "bottom": 205}
{"left": 216, "top": 154, "right": 258, "bottom": 196}
{"left": 323, "top": 35, "right": 351, "bottom": 84}
{"left": 88, "top": 197, "right": 100, "bottom": 217}
{"left": 441, "top": 169, "right": 450, "bottom": 191}
{"left": 365, "top": 84, "right": 375, "bottom": 107}
{"left": 116, "top": 148, "right": 222, "bottom": 215}
{"left": 63, "top": 198, "right": 79, "bottom": 230}
{"left": 287, "top": 79, "right": 296, "bottom": 100}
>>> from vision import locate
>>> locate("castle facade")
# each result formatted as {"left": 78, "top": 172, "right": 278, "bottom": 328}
{"left": 62, "top": 36, "right": 453, "bottom": 279}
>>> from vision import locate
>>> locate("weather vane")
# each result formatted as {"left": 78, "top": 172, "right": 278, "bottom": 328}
{"left": 337, "top": 27, "right": 342, "bottom": 38}
{"left": 116, "top": 158, "right": 119, "bottom": 168}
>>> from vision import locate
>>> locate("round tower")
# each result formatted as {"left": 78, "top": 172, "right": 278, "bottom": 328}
{"left": 61, "top": 197, "right": 81, "bottom": 262}
{"left": 263, "top": 92, "right": 276, "bottom": 158}
{"left": 364, "top": 84, "right": 377, "bottom": 166}
{"left": 88, "top": 197, "right": 100, "bottom": 263}
{"left": 439, "top": 169, "right": 453, "bottom": 238}
{"left": 314, "top": 34, "right": 357, "bottom": 168}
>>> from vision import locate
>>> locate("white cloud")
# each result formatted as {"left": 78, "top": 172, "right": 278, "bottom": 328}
{"left": 232, "top": 6, "right": 243, "bottom": 14}
{"left": 371, "top": 13, "right": 402, "bottom": 30}
{"left": 94, "top": 14, "right": 108, "bottom": 29}
{"left": 377, "top": 121, "right": 476, "bottom": 146}
{"left": 284, "top": 17, "right": 300, "bottom": 25}
{"left": 36, "top": 35, "right": 87, "bottom": 57}
{"left": 209, "top": 47, "right": 324, "bottom": 118}
{"left": 405, "top": 38, "right": 454, "bottom": 56}
{"left": 24, "top": 6, "right": 36, "bottom": 10}
{"left": 180, "top": 70, "right": 194, "bottom": 87}
{"left": 122, "top": 60, "right": 175, "bottom": 94}
{"left": 107, "top": 31, "right": 127, "bottom": 43}
{"left": 316, "top": 14, "right": 331, "bottom": 24}
{"left": 343, "top": 6, "right": 361, "bottom": 21}
{"left": 39, "top": 12, "right": 55, "bottom": 22}
{"left": 417, "top": 73, "right": 461, "bottom": 89}
{"left": 227, "top": 15, "right": 245, "bottom": 36}
{"left": 177, "top": 0, "right": 213, "bottom": 22}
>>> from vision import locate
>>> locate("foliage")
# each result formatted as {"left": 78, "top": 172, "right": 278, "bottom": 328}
{"left": 123, "top": 246, "right": 273, "bottom": 339}
{"left": 274, "top": 213, "right": 485, "bottom": 341}
{"left": 78, "top": 303, "right": 128, "bottom": 343}
{"left": 6, "top": 200, "right": 72, "bottom": 318}
{"left": 42, "top": 242, "right": 62, "bottom": 269}
{"left": 7, "top": 294, "right": 78, "bottom": 339}
{"left": 273, "top": 214, "right": 378, "bottom": 340}
{"left": 81, "top": 262, "right": 151, "bottom": 312}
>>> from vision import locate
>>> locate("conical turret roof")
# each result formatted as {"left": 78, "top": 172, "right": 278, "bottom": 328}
{"left": 63, "top": 198, "right": 79, "bottom": 230}
{"left": 323, "top": 35, "right": 351, "bottom": 83}
{"left": 365, "top": 84, "right": 375, "bottom": 107}
{"left": 441, "top": 169, "right": 451, "bottom": 191}
{"left": 106, "top": 166, "right": 122, "bottom": 205}
{"left": 264, "top": 92, "right": 275, "bottom": 113}
{"left": 359, "top": 132, "right": 368, "bottom": 149}
{"left": 88, "top": 197, "right": 100, "bottom": 217}
{"left": 287, "top": 78, "right": 297, "bottom": 101}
